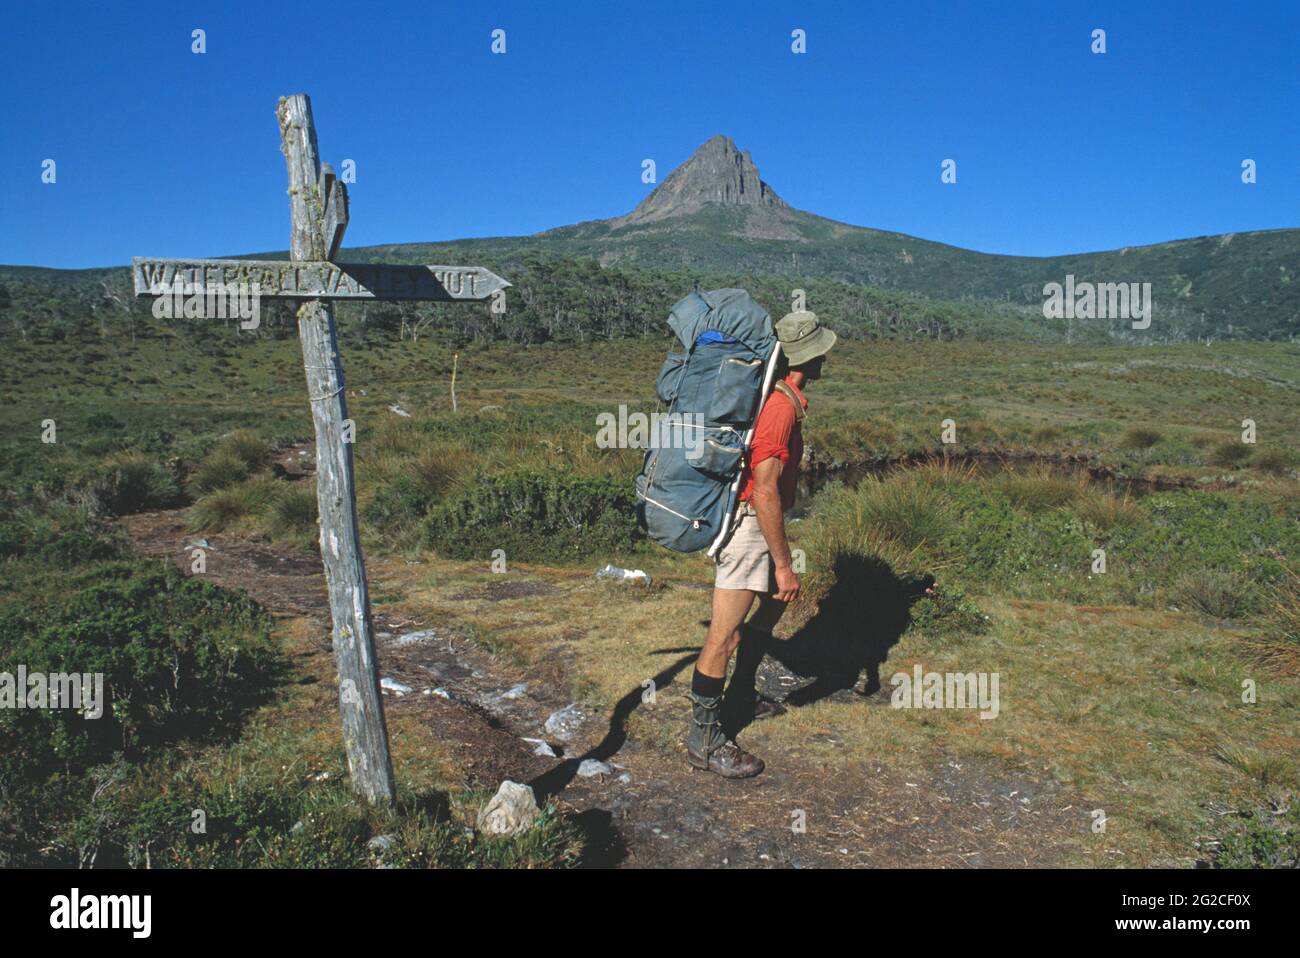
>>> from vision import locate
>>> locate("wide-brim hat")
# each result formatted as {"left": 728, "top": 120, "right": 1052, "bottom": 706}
{"left": 776, "top": 310, "right": 837, "bottom": 366}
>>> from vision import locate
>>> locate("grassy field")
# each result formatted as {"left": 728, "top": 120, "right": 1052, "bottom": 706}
{"left": 2, "top": 328, "right": 1298, "bottom": 867}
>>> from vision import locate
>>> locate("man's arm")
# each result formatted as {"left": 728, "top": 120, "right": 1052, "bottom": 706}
{"left": 750, "top": 457, "right": 799, "bottom": 603}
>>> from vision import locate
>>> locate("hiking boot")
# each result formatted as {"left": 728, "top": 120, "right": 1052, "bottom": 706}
{"left": 687, "top": 691, "right": 765, "bottom": 779}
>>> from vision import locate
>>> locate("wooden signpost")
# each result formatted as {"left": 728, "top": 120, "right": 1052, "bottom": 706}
{"left": 133, "top": 94, "right": 509, "bottom": 804}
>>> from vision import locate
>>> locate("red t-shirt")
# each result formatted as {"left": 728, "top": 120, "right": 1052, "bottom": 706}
{"left": 738, "top": 377, "right": 806, "bottom": 510}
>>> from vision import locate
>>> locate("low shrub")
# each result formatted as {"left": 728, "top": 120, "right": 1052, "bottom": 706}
{"left": 189, "top": 477, "right": 281, "bottom": 532}
{"left": 265, "top": 482, "right": 318, "bottom": 546}
{"left": 994, "top": 466, "right": 1083, "bottom": 513}
{"left": 1170, "top": 569, "right": 1259, "bottom": 620}
{"left": 1121, "top": 427, "right": 1162, "bottom": 449}
{"left": 1208, "top": 441, "right": 1251, "bottom": 467}
{"left": 426, "top": 469, "right": 640, "bottom": 562}
{"left": 0, "top": 560, "right": 283, "bottom": 783}
{"left": 1250, "top": 448, "right": 1292, "bottom": 476}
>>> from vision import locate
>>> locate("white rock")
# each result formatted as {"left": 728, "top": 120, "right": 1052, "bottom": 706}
{"left": 576, "top": 759, "right": 612, "bottom": 778}
{"left": 544, "top": 704, "right": 585, "bottom": 741}
{"left": 381, "top": 677, "right": 413, "bottom": 695}
{"left": 394, "top": 629, "right": 437, "bottom": 646}
{"left": 476, "top": 781, "right": 540, "bottom": 836}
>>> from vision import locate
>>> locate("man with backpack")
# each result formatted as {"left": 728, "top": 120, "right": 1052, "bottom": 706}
{"left": 687, "top": 310, "right": 836, "bottom": 779}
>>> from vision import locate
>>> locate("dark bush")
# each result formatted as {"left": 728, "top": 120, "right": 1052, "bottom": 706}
{"left": 426, "top": 469, "right": 640, "bottom": 562}
{"left": 0, "top": 561, "right": 283, "bottom": 783}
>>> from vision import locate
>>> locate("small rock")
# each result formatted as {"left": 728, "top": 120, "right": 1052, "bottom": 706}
{"left": 367, "top": 834, "right": 397, "bottom": 853}
{"left": 522, "top": 737, "right": 557, "bottom": 758}
{"left": 394, "top": 629, "right": 437, "bottom": 646}
{"left": 476, "top": 781, "right": 541, "bottom": 836}
{"left": 618, "top": 772, "right": 632, "bottom": 784}
{"left": 499, "top": 682, "right": 528, "bottom": 700}
{"left": 544, "top": 704, "right": 586, "bottom": 741}
{"left": 576, "top": 759, "right": 612, "bottom": 778}
{"left": 388, "top": 403, "right": 412, "bottom": 418}
{"left": 427, "top": 687, "right": 454, "bottom": 700}
{"left": 381, "top": 677, "right": 413, "bottom": 695}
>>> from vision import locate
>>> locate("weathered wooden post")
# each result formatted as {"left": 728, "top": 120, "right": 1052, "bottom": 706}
{"left": 277, "top": 94, "right": 394, "bottom": 804}
{"left": 131, "top": 94, "right": 509, "bottom": 805}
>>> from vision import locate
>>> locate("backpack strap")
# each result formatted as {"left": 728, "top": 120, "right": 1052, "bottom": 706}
{"left": 772, "top": 380, "right": 806, "bottom": 421}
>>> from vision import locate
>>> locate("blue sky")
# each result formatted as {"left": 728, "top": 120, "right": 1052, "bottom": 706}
{"left": 2, "top": 0, "right": 1296, "bottom": 268}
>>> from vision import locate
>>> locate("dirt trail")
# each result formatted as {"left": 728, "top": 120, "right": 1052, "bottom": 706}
{"left": 121, "top": 504, "right": 1087, "bottom": 868}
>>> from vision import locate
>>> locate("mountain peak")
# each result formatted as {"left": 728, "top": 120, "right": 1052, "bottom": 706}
{"left": 613, "top": 135, "right": 788, "bottom": 227}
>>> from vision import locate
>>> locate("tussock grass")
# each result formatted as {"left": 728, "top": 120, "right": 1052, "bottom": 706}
{"left": 829, "top": 473, "right": 956, "bottom": 551}
{"left": 264, "top": 482, "right": 319, "bottom": 545}
{"left": 1250, "top": 448, "right": 1292, "bottom": 476}
{"left": 93, "top": 450, "right": 182, "bottom": 514}
{"left": 189, "top": 447, "right": 251, "bottom": 494}
{"left": 1074, "top": 488, "right": 1146, "bottom": 529}
{"left": 1209, "top": 440, "right": 1251, "bottom": 467}
{"left": 1248, "top": 567, "right": 1300, "bottom": 676}
{"left": 189, "top": 477, "right": 281, "bottom": 532}
{"left": 223, "top": 429, "right": 272, "bottom": 471}
{"left": 993, "top": 465, "right": 1086, "bottom": 512}
{"left": 1171, "top": 569, "right": 1259, "bottom": 620}
{"left": 1121, "top": 427, "right": 1163, "bottom": 449}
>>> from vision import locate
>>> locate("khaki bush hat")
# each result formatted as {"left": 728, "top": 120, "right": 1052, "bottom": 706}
{"left": 775, "top": 311, "right": 837, "bottom": 366}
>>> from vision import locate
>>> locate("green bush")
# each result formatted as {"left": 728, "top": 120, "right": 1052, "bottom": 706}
{"left": 0, "top": 504, "right": 128, "bottom": 567}
{"left": 188, "top": 431, "right": 274, "bottom": 495}
{"left": 994, "top": 467, "right": 1083, "bottom": 513}
{"left": 426, "top": 469, "right": 640, "bottom": 562}
{"left": 189, "top": 447, "right": 252, "bottom": 494}
{"left": 908, "top": 584, "right": 989, "bottom": 637}
{"left": 1171, "top": 569, "right": 1260, "bottom": 620}
{"left": 0, "top": 560, "right": 283, "bottom": 783}
{"left": 1214, "top": 803, "right": 1300, "bottom": 868}
{"left": 1250, "top": 448, "right": 1293, "bottom": 476}
{"left": 1074, "top": 488, "right": 1146, "bottom": 530}
{"left": 188, "top": 477, "right": 281, "bottom": 532}
{"left": 63, "top": 452, "right": 183, "bottom": 516}
{"left": 1121, "top": 427, "right": 1162, "bottom": 450}
{"left": 222, "top": 430, "right": 272, "bottom": 472}
{"left": 363, "top": 449, "right": 461, "bottom": 535}
{"left": 1209, "top": 441, "right": 1251, "bottom": 467}
{"left": 266, "top": 482, "right": 318, "bottom": 545}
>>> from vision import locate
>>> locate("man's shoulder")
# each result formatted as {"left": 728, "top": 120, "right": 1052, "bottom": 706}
{"left": 765, "top": 381, "right": 806, "bottom": 421}
{"left": 754, "top": 386, "right": 800, "bottom": 441}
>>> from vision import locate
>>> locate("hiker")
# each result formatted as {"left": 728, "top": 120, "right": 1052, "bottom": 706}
{"left": 687, "top": 310, "right": 837, "bottom": 778}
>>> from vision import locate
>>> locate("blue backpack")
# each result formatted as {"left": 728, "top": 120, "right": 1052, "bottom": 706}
{"left": 635, "top": 289, "right": 781, "bottom": 555}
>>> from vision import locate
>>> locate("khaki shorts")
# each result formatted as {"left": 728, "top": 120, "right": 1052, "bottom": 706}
{"left": 714, "top": 504, "right": 775, "bottom": 593}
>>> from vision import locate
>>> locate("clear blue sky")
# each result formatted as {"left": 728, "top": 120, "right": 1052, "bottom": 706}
{"left": 2, "top": 0, "right": 1296, "bottom": 268}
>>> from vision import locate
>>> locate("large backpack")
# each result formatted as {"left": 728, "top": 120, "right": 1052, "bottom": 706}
{"left": 635, "top": 289, "right": 781, "bottom": 555}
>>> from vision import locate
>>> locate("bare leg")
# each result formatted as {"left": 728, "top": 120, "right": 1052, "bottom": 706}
{"left": 688, "top": 587, "right": 766, "bottom": 778}
{"left": 720, "top": 595, "right": 790, "bottom": 736}
{"left": 697, "top": 587, "right": 757, "bottom": 678}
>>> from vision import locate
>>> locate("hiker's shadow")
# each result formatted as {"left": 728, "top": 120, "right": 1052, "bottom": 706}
{"left": 759, "top": 553, "right": 933, "bottom": 711}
